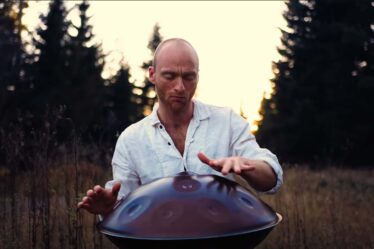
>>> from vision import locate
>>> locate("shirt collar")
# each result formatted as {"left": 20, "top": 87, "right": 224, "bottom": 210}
{"left": 148, "top": 99, "right": 210, "bottom": 127}
{"left": 149, "top": 102, "right": 161, "bottom": 126}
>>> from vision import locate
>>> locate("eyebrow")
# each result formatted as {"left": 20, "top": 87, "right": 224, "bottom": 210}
{"left": 160, "top": 69, "right": 197, "bottom": 74}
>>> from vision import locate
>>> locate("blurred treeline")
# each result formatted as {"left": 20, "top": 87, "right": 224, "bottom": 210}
{"left": 1, "top": 0, "right": 374, "bottom": 169}
{"left": 256, "top": 0, "right": 374, "bottom": 166}
{"left": 0, "top": 0, "right": 162, "bottom": 167}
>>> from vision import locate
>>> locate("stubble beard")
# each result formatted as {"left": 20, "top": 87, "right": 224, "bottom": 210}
{"left": 169, "top": 98, "right": 189, "bottom": 113}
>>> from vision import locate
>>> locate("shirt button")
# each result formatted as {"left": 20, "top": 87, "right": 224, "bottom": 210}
{"left": 168, "top": 142, "right": 171, "bottom": 146}
{"left": 159, "top": 125, "right": 163, "bottom": 129}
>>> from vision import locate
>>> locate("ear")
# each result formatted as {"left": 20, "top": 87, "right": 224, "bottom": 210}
{"left": 149, "top": 66, "right": 156, "bottom": 84}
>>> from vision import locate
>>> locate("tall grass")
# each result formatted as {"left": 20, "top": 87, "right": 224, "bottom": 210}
{"left": 259, "top": 166, "right": 374, "bottom": 249}
{"left": 0, "top": 119, "right": 116, "bottom": 249}
{"left": 0, "top": 125, "right": 373, "bottom": 249}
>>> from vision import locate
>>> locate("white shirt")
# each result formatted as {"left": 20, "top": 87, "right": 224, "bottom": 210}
{"left": 106, "top": 100, "right": 283, "bottom": 199}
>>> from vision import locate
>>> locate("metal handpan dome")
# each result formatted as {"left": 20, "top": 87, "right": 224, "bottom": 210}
{"left": 98, "top": 172, "right": 282, "bottom": 249}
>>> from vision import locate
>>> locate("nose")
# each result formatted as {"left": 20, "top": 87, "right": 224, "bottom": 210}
{"left": 174, "top": 76, "right": 185, "bottom": 92}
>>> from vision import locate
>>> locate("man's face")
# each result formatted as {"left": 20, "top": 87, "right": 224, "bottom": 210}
{"left": 149, "top": 42, "right": 199, "bottom": 113}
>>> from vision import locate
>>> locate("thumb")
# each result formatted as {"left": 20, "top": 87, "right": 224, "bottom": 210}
{"left": 197, "top": 152, "right": 211, "bottom": 165}
{"left": 111, "top": 182, "right": 121, "bottom": 196}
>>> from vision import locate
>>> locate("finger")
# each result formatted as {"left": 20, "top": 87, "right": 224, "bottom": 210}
{"left": 233, "top": 160, "right": 241, "bottom": 174}
{"left": 197, "top": 152, "right": 211, "bottom": 165}
{"left": 82, "top": 196, "right": 92, "bottom": 205}
{"left": 242, "top": 164, "right": 255, "bottom": 171}
{"left": 221, "top": 159, "right": 233, "bottom": 175}
{"left": 77, "top": 202, "right": 90, "bottom": 211}
{"left": 211, "top": 158, "right": 225, "bottom": 167}
{"left": 77, "top": 200, "right": 90, "bottom": 208}
{"left": 198, "top": 152, "right": 228, "bottom": 172}
{"left": 87, "top": 189, "right": 96, "bottom": 198}
{"left": 242, "top": 161, "right": 256, "bottom": 171}
{"left": 94, "top": 185, "right": 103, "bottom": 194}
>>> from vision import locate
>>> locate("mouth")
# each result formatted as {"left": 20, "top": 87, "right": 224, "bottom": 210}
{"left": 170, "top": 96, "right": 186, "bottom": 102}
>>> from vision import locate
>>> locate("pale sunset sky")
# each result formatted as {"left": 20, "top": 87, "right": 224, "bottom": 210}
{"left": 23, "top": 1, "right": 287, "bottom": 131}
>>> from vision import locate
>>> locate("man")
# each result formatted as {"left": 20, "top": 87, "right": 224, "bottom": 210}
{"left": 77, "top": 38, "right": 283, "bottom": 216}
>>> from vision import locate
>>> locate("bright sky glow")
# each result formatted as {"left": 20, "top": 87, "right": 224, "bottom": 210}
{"left": 23, "top": 1, "right": 287, "bottom": 131}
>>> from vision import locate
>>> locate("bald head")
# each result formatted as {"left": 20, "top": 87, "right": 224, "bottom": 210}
{"left": 148, "top": 38, "right": 199, "bottom": 115}
{"left": 152, "top": 38, "right": 199, "bottom": 70}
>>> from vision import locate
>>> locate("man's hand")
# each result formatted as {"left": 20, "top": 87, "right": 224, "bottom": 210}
{"left": 197, "top": 152, "right": 276, "bottom": 192}
{"left": 197, "top": 152, "right": 255, "bottom": 175}
{"left": 77, "top": 182, "right": 121, "bottom": 216}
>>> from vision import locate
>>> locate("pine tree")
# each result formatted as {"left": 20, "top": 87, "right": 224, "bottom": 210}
{"left": 0, "top": 0, "right": 28, "bottom": 123}
{"left": 348, "top": 0, "right": 374, "bottom": 165}
{"left": 257, "top": 0, "right": 374, "bottom": 165}
{"left": 104, "top": 64, "right": 138, "bottom": 143}
{"left": 257, "top": 0, "right": 317, "bottom": 162}
{"left": 65, "top": 0, "right": 106, "bottom": 135}
{"left": 29, "top": 0, "right": 71, "bottom": 115}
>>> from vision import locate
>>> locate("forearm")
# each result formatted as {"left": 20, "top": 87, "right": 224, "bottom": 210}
{"left": 240, "top": 160, "right": 277, "bottom": 192}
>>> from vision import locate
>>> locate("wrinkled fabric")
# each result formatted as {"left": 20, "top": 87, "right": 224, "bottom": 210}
{"left": 106, "top": 100, "right": 283, "bottom": 199}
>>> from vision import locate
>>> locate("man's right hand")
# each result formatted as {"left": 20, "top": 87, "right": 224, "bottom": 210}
{"left": 77, "top": 182, "right": 121, "bottom": 216}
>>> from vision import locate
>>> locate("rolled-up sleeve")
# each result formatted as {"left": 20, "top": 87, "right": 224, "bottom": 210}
{"left": 229, "top": 110, "right": 283, "bottom": 193}
{"left": 105, "top": 132, "right": 141, "bottom": 199}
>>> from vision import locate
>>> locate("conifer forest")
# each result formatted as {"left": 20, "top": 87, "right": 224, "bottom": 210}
{"left": 1, "top": 1, "right": 373, "bottom": 249}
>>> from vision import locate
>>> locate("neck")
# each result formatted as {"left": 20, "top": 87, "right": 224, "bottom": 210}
{"left": 157, "top": 102, "right": 194, "bottom": 128}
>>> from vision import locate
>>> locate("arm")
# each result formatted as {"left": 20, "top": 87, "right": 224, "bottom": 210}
{"left": 198, "top": 109, "right": 282, "bottom": 193}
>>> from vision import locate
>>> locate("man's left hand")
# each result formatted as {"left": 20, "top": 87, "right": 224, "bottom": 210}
{"left": 198, "top": 152, "right": 277, "bottom": 192}
{"left": 197, "top": 152, "right": 255, "bottom": 175}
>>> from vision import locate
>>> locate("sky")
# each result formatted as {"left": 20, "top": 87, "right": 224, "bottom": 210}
{"left": 23, "top": 1, "right": 287, "bottom": 131}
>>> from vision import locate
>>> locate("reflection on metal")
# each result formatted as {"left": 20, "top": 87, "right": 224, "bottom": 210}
{"left": 98, "top": 172, "right": 282, "bottom": 249}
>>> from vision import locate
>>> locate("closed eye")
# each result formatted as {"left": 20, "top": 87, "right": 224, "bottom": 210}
{"left": 183, "top": 73, "right": 197, "bottom": 81}
{"left": 162, "top": 72, "right": 176, "bottom": 80}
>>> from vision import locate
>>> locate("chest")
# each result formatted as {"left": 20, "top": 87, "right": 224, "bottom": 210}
{"left": 166, "top": 126, "right": 188, "bottom": 155}
{"left": 132, "top": 118, "right": 234, "bottom": 184}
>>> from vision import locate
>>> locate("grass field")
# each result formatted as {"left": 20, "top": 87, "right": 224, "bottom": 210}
{"left": 258, "top": 166, "right": 374, "bottom": 249}
{"left": 1, "top": 162, "right": 373, "bottom": 249}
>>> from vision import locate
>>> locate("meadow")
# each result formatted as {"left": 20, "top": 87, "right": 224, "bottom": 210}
{"left": 258, "top": 166, "right": 374, "bottom": 249}
{"left": 1, "top": 155, "right": 373, "bottom": 249}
